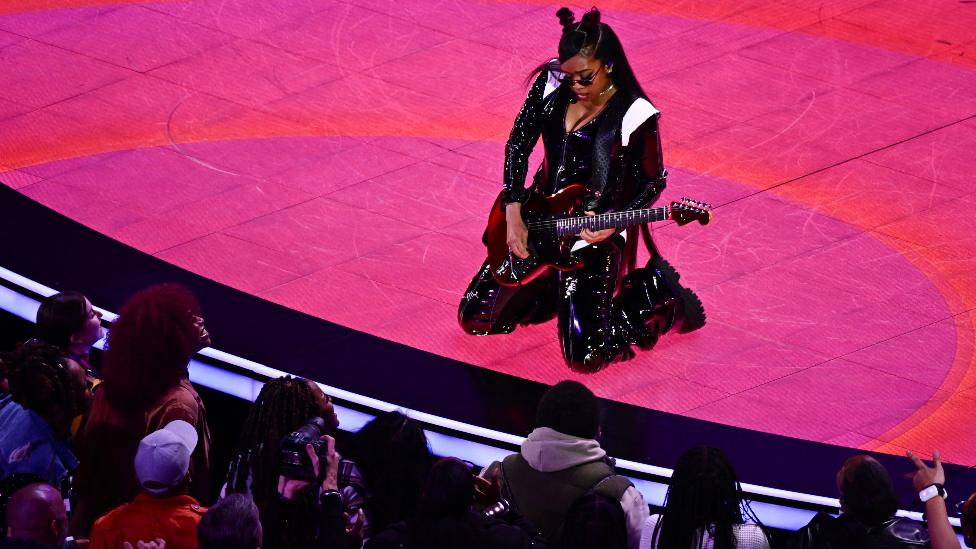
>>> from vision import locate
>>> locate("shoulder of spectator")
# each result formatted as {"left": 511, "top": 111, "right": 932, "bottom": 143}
{"left": 153, "top": 398, "right": 199, "bottom": 426}
{"left": 87, "top": 524, "right": 113, "bottom": 549}
{"left": 62, "top": 355, "right": 83, "bottom": 371}
{"left": 736, "top": 522, "right": 772, "bottom": 548}
{"left": 89, "top": 509, "right": 124, "bottom": 549}
{"left": 185, "top": 500, "right": 207, "bottom": 516}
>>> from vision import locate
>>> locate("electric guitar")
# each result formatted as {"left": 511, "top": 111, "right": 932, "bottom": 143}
{"left": 486, "top": 184, "right": 711, "bottom": 286}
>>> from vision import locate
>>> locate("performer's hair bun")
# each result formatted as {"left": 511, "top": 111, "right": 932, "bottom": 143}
{"left": 556, "top": 7, "right": 575, "bottom": 30}
{"left": 580, "top": 7, "right": 601, "bottom": 30}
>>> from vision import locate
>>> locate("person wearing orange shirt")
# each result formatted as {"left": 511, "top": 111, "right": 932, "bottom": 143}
{"left": 89, "top": 421, "right": 206, "bottom": 549}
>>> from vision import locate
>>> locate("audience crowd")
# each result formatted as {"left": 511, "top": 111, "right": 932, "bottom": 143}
{"left": 0, "top": 286, "right": 971, "bottom": 549}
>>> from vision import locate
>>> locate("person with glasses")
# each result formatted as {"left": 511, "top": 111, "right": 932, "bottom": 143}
{"left": 459, "top": 6, "right": 704, "bottom": 372}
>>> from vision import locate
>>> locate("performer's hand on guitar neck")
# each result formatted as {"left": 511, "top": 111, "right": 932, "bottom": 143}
{"left": 505, "top": 202, "right": 530, "bottom": 259}
{"left": 580, "top": 211, "right": 616, "bottom": 244}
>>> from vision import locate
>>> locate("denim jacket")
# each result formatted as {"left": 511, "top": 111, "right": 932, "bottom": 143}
{"left": 0, "top": 395, "right": 78, "bottom": 487}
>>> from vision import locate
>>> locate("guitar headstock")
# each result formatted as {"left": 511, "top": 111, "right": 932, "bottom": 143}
{"left": 670, "top": 197, "right": 712, "bottom": 226}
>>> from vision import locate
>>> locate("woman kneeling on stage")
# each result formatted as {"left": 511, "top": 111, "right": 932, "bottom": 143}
{"left": 458, "top": 7, "right": 704, "bottom": 372}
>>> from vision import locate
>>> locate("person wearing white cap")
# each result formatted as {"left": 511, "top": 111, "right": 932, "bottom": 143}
{"left": 88, "top": 421, "right": 207, "bottom": 549}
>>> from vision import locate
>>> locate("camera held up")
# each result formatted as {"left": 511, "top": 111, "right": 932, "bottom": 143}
{"left": 280, "top": 416, "right": 329, "bottom": 481}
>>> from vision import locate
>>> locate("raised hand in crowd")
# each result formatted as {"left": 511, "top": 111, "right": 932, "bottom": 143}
{"left": 907, "top": 450, "right": 961, "bottom": 549}
{"left": 474, "top": 467, "right": 503, "bottom": 508}
{"left": 908, "top": 449, "right": 946, "bottom": 492}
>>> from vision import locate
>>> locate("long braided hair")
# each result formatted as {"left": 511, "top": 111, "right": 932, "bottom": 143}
{"left": 230, "top": 376, "right": 321, "bottom": 514}
{"left": 652, "top": 447, "right": 763, "bottom": 549}
{"left": 1, "top": 343, "right": 87, "bottom": 434}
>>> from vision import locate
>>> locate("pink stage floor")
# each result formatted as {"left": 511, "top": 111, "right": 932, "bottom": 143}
{"left": 2, "top": 1, "right": 975, "bottom": 463}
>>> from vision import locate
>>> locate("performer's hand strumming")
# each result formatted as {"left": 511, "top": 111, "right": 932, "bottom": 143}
{"left": 506, "top": 203, "right": 530, "bottom": 259}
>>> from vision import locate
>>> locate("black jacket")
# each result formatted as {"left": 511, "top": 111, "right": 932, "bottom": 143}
{"left": 502, "top": 62, "right": 667, "bottom": 216}
{"left": 789, "top": 511, "right": 930, "bottom": 549}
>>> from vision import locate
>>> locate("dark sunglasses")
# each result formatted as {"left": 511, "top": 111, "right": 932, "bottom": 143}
{"left": 555, "top": 63, "right": 605, "bottom": 87}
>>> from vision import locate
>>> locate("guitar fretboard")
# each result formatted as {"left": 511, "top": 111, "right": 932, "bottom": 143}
{"left": 555, "top": 207, "right": 669, "bottom": 236}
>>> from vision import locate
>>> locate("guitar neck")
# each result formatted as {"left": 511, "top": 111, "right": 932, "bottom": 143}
{"left": 555, "top": 207, "right": 669, "bottom": 236}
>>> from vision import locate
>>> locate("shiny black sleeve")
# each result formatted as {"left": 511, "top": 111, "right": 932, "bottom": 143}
{"left": 502, "top": 69, "right": 549, "bottom": 205}
{"left": 621, "top": 113, "right": 667, "bottom": 211}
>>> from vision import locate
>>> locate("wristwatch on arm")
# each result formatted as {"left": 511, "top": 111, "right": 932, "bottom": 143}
{"left": 919, "top": 483, "right": 947, "bottom": 503}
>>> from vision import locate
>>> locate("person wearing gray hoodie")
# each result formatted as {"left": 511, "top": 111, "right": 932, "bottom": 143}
{"left": 482, "top": 381, "right": 648, "bottom": 549}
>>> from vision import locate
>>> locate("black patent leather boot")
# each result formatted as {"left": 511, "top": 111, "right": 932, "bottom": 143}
{"left": 558, "top": 240, "right": 632, "bottom": 373}
{"left": 614, "top": 257, "right": 705, "bottom": 350}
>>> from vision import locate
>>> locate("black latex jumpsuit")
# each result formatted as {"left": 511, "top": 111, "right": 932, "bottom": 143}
{"left": 458, "top": 66, "right": 689, "bottom": 372}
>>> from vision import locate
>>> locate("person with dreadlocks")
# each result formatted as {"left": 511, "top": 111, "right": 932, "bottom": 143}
{"left": 224, "top": 375, "right": 365, "bottom": 547}
{"left": 71, "top": 283, "right": 213, "bottom": 537}
{"left": 0, "top": 343, "right": 91, "bottom": 488}
{"left": 459, "top": 6, "right": 704, "bottom": 372}
{"left": 641, "top": 447, "right": 769, "bottom": 549}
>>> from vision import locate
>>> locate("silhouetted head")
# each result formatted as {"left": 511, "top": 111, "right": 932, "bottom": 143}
{"left": 198, "top": 493, "right": 263, "bottom": 549}
{"left": 418, "top": 458, "right": 475, "bottom": 519}
{"left": 352, "top": 411, "right": 434, "bottom": 531}
{"left": 102, "top": 283, "right": 208, "bottom": 411}
{"left": 654, "top": 447, "right": 751, "bottom": 549}
{"left": 560, "top": 492, "right": 627, "bottom": 549}
{"left": 535, "top": 380, "right": 600, "bottom": 439}
{"left": 6, "top": 483, "right": 68, "bottom": 548}
{"left": 836, "top": 455, "right": 898, "bottom": 527}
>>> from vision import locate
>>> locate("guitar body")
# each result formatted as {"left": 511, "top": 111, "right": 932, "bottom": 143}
{"left": 486, "top": 184, "right": 590, "bottom": 287}
{"left": 484, "top": 185, "right": 711, "bottom": 287}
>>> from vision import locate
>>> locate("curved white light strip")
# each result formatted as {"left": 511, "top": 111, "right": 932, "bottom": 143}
{"left": 0, "top": 266, "right": 961, "bottom": 531}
